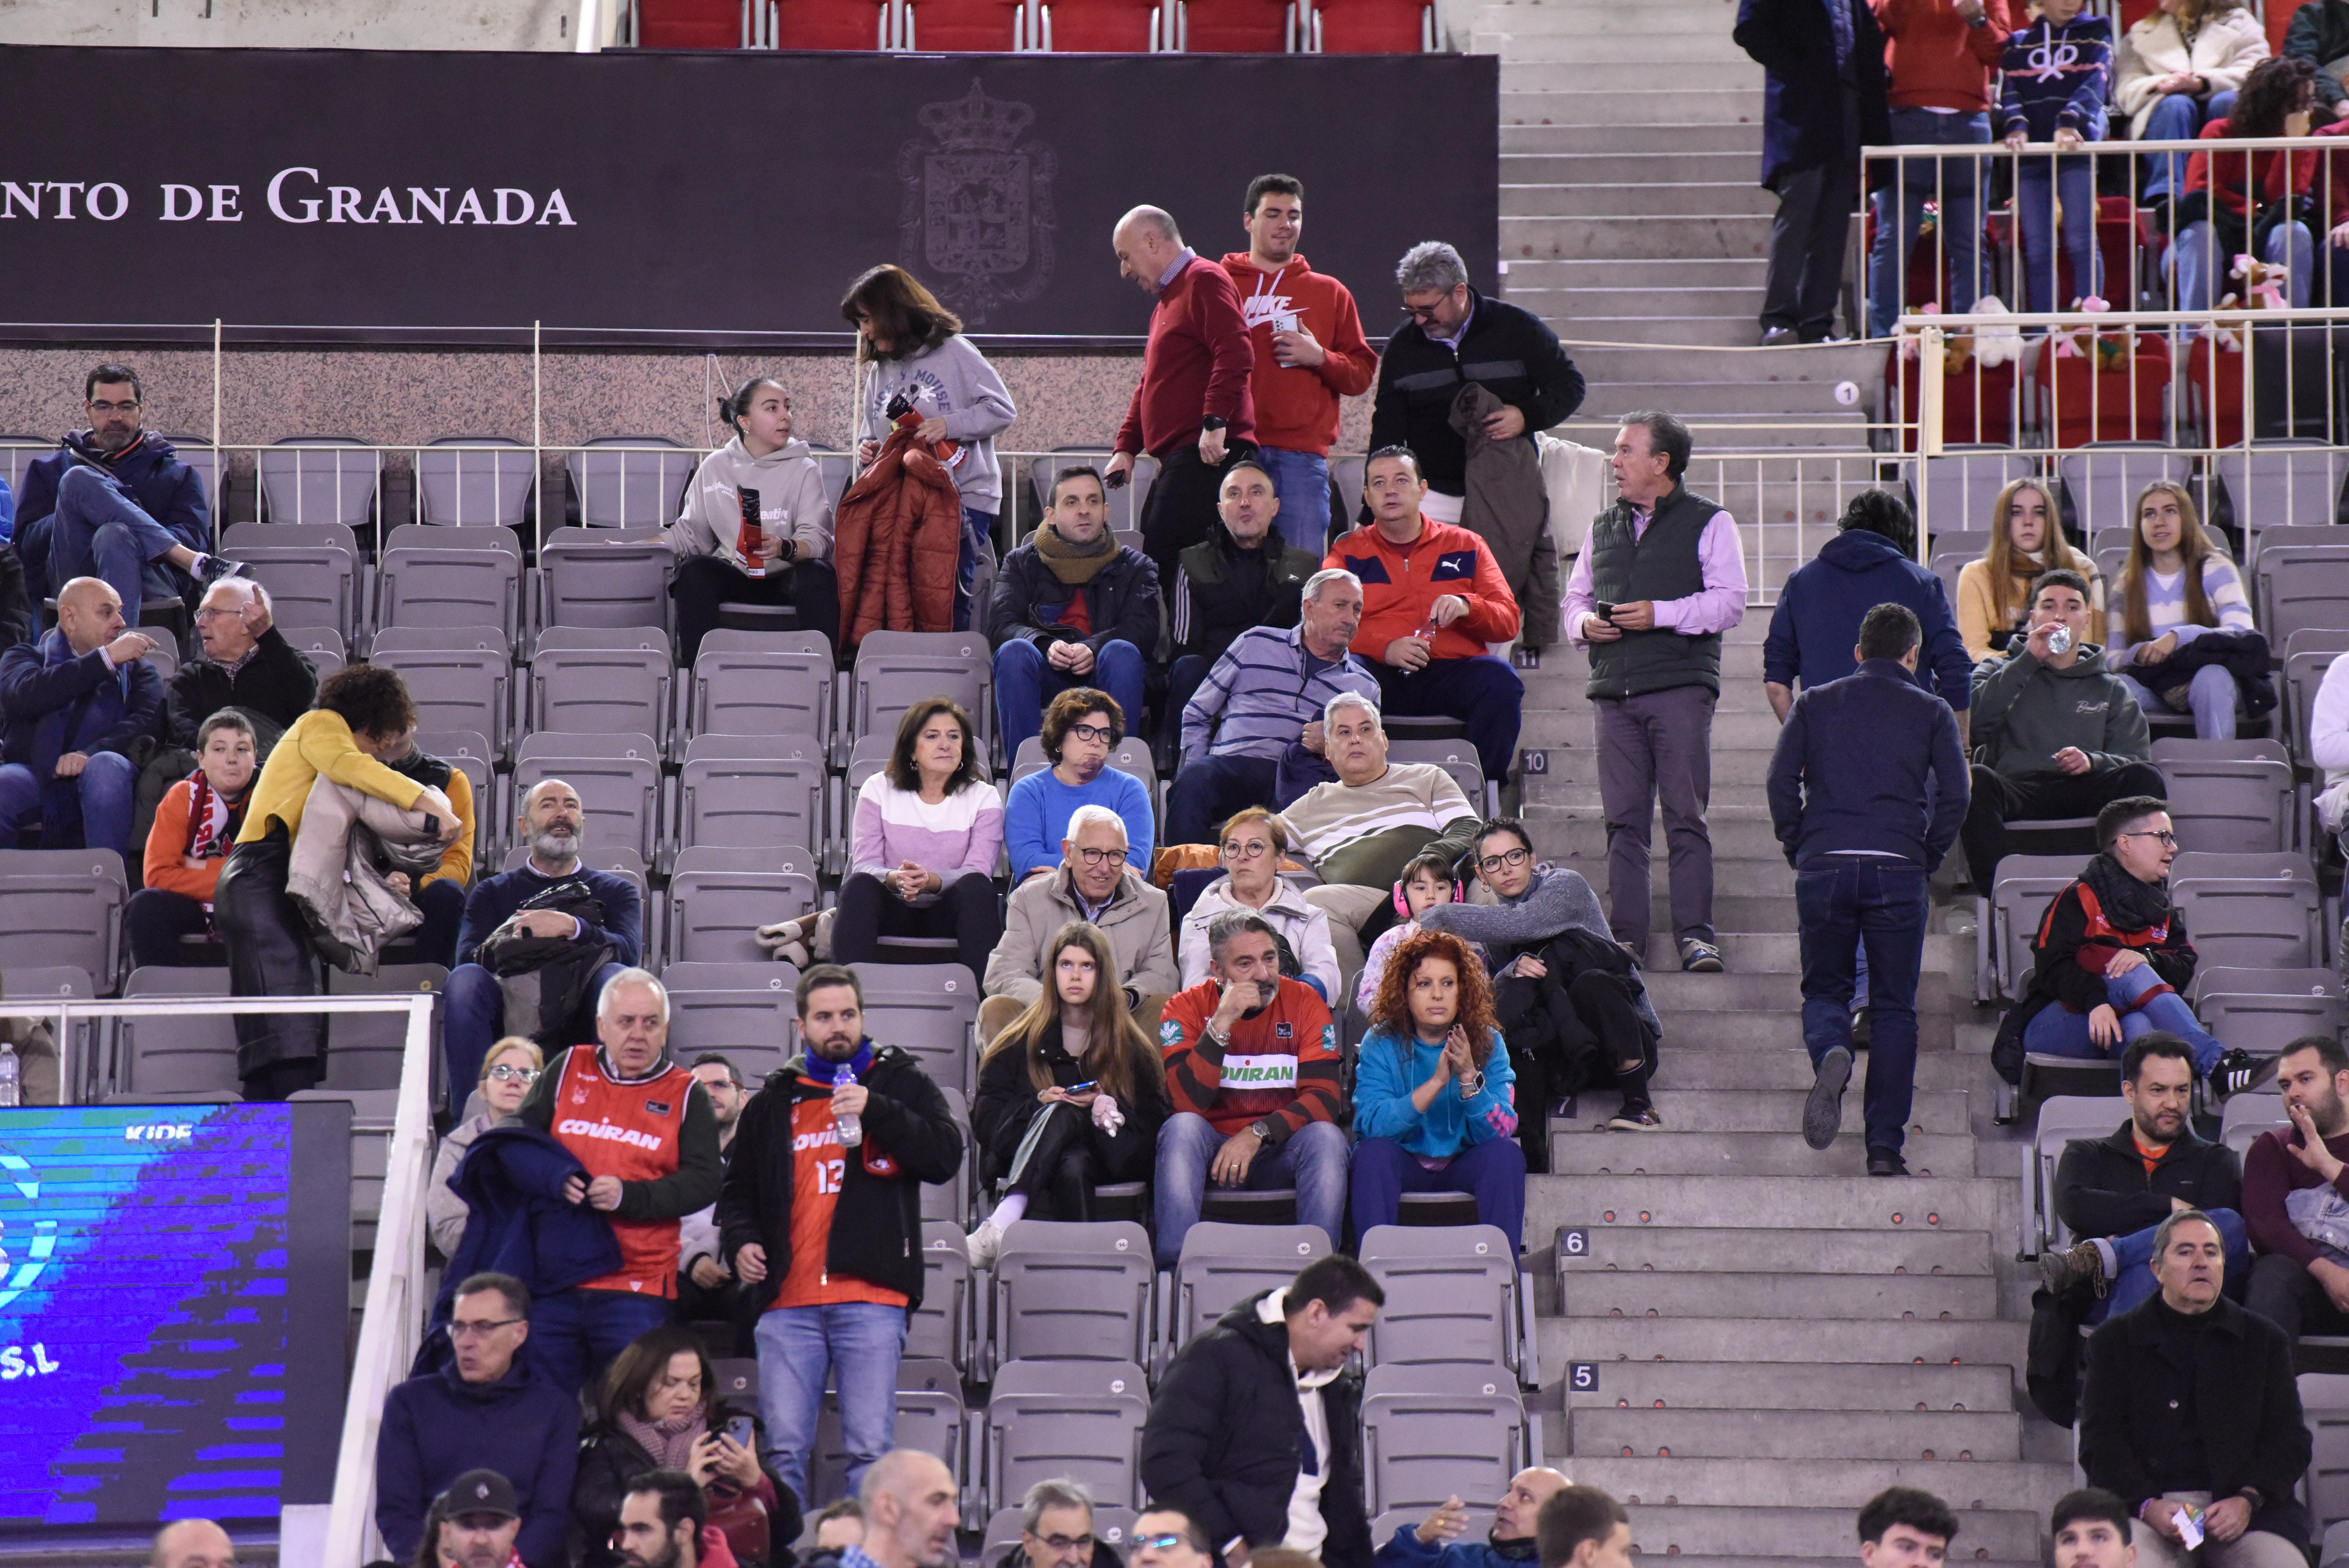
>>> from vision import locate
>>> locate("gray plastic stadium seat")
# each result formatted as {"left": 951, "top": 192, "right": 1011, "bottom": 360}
{"left": 515, "top": 733, "right": 664, "bottom": 867}
{"left": 1358, "top": 1363, "right": 1529, "bottom": 1518}
{"left": 848, "top": 963, "right": 978, "bottom": 1095}
{"left": 1905, "top": 453, "right": 2034, "bottom": 535}
{"left": 2304, "top": 1374, "right": 2349, "bottom": 1538}
{"left": 417, "top": 436, "right": 535, "bottom": 528}
{"left": 689, "top": 648, "right": 835, "bottom": 752}
{"left": 1173, "top": 1222, "right": 1330, "bottom": 1348}
{"left": 378, "top": 534, "right": 522, "bottom": 642}
{"left": 567, "top": 437, "right": 697, "bottom": 530}
{"left": 2222, "top": 1095, "right": 2290, "bottom": 1158}
{"left": 153, "top": 436, "right": 219, "bottom": 517}
{"left": 2, "top": 964, "right": 95, "bottom": 1098}
{"left": 2287, "top": 642, "right": 2349, "bottom": 764}
{"left": 2058, "top": 447, "right": 2189, "bottom": 536}
{"left": 2169, "top": 851, "right": 2322, "bottom": 971}
{"left": 413, "top": 730, "right": 501, "bottom": 863}
{"left": 531, "top": 640, "right": 674, "bottom": 753}
{"left": 910, "top": 1221, "right": 974, "bottom": 1373}
{"left": 2211, "top": 444, "right": 2347, "bottom": 533}
{"left": 538, "top": 527, "right": 674, "bottom": 634}
{"left": 0, "top": 848, "right": 127, "bottom": 992}
{"left": 665, "top": 858, "right": 817, "bottom": 966}
{"left": 119, "top": 966, "right": 238, "bottom": 1096}
{"left": 2025, "top": 1096, "right": 2129, "bottom": 1256}
{"left": 2150, "top": 739, "right": 2294, "bottom": 855}
{"left": 326, "top": 964, "right": 444, "bottom": 1092}
{"left": 2199, "top": 991, "right": 2346, "bottom": 1063}
{"left": 1986, "top": 854, "right": 2084, "bottom": 1003}
{"left": 852, "top": 632, "right": 993, "bottom": 751}
{"left": 923, "top": 1087, "right": 974, "bottom": 1229}
{"left": 990, "top": 1221, "right": 1154, "bottom": 1373}
{"left": 283, "top": 625, "right": 349, "bottom": 682}
{"left": 1360, "top": 1224, "right": 1525, "bottom": 1376}
{"left": 219, "top": 542, "right": 360, "bottom": 646}
{"left": 372, "top": 628, "right": 515, "bottom": 761}
{"left": 2191, "top": 965, "right": 2340, "bottom": 1006}
{"left": 676, "top": 754, "right": 827, "bottom": 860}
{"left": 660, "top": 961, "right": 797, "bottom": 1080}
{"left": 808, "top": 1357, "right": 968, "bottom": 1509}
{"left": 2258, "top": 547, "right": 2349, "bottom": 652}
{"left": 1387, "top": 740, "right": 1489, "bottom": 818}
{"left": 983, "top": 1359, "right": 1151, "bottom": 1513}
{"left": 259, "top": 436, "right": 380, "bottom": 527}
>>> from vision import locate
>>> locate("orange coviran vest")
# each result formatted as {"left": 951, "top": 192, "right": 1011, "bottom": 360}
{"left": 548, "top": 1044, "right": 699, "bottom": 1297}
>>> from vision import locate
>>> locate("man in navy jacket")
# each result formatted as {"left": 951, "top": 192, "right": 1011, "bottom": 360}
{"left": 0, "top": 577, "right": 165, "bottom": 857}
{"left": 1767, "top": 602, "right": 1967, "bottom": 1176}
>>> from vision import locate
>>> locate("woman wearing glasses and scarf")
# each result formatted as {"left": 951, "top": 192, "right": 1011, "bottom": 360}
{"left": 427, "top": 1037, "right": 545, "bottom": 1259}
{"left": 1177, "top": 807, "right": 1340, "bottom": 1005}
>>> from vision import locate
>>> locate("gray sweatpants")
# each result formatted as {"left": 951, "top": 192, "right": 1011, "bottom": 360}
{"left": 1595, "top": 684, "right": 1716, "bottom": 958}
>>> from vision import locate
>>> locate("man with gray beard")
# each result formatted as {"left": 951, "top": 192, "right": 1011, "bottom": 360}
{"left": 441, "top": 778, "right": 644, "bottom": 1094}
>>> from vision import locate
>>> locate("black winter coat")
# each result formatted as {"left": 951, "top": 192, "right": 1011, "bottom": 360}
{"left": 2288, "top": 0, "right": 2349, "bottom": 107}
{"left": 1172, "top": 519, "right": 1319, "bottom": 666}
{"left": 1139, "top": 1290, "right": 1372, "bottom": 1568}
{"left": 1366, "top": 290, "right": 1584, "bottom": 501}
{"left": 2055, "top": 1123, "right": 2243, "bottom": 1242}
{"left": 0, "top": 542, "right": 28, "bottom": 651}
{"left": 2081, "top": 1294, "right": 2312, "bottom": 1546}
{"left": 1997, "top": 873, "right": 2198, "bottom": 1082}
{"left": 2136, "top": 627, "right": 2277, "bottom": 719}
{"left": 990, "top": 541, "right": 1162, "bottom": 658}
{"left": 969, "top": 1019, "right": 1170, "bottom": 1187}
{"left": 1733, "top": 0, "right": 1891, "bottom": 188}
{"left": 165, "top": 625, "right": 318, "bottom": 747}
{"left": 716, "top": 1044, "right": 963, "bottom": 1313}
{"left": 571, "top": 1419, "right": 800, "bottom": 1568}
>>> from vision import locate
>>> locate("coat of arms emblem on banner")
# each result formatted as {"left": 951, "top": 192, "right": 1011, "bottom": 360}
{"left": 897, "top": 80, "right": 1057, "bottom": 324}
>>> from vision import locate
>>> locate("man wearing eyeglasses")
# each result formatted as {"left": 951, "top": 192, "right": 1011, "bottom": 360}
{"left": 13, "top": 362, "right": 242, "bottom": 613}
{"left": 677, "top": 1053, "right": 752, "bottom": 1342}
{"left": 165, "top": 580, "right": 314, "bottom": 748}
{"left": 997, "top": 1480, "right": 1123, "bottom": 1568}
{"left": 981, "top": 803, "right": 1181, "bottom": 1046}
{"left": 376, "top": 1273, "right": 579, "bottom": 1568}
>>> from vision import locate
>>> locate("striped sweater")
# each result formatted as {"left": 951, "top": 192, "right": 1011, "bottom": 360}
{"left": 2112, "top": 556, "right": 2253, "bottom": 666}
{"left": 849, "top": 772, "right": 1004, "bottom": 891}
{"left": 1157, "top": 976, "right": 1342, "bottom": 1141}
{"left": 1179, "top": 623, "right": 1381, "bottom": 766}
{"left": 1278, "top": 764, "right": 1480, "bottom": 891}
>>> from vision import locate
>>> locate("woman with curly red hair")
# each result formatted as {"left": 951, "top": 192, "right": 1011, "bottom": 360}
{"left": 1349, "top": 928, "right": 1525, "bottom": 1252}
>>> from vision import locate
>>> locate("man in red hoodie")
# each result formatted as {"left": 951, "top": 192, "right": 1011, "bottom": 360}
{"left": 1862, "top": 0, "right": 2012, "bottom": 336}
{"left": 1325, "top": 447, "right": 1525, "bottom": 786}
{"left": 1110, "top": 205, "right": 1258, "bottom": 596}
{"left": 1219, "top": 174, "right": 1379, "bottom": 558}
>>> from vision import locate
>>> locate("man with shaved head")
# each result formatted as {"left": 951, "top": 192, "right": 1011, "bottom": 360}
{"left": 1378, "top": 1468, "right": 1574, "bottom": 1568}
{"left": 441, "top": 777, "right": 643, "bottom": 1101}
{"left": 856, "top": 1449, "right": 962, "bottom": 1568}
{"left": 166, "top": 577, "right": 314, "bottom": 748}
{"left": 0, "top": 575, "right": 163, "bottom": 857}
{"left": 1109, "top": 203, "right": 1259, "bottom": 596}
{"left": 150, "top": 1518, "right": 236, "bottom": 1568}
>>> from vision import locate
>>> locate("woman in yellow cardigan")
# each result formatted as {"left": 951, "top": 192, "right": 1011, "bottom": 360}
{"left": 1954, "top": 477, "right": 2107, "bottom": 663}
{"left": 214, "top": 665, "right": 460, "bottom": 1101}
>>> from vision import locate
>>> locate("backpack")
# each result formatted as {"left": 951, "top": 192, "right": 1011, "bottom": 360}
{"left": 476, "top": 879, "right": 615, "bottom": 1047}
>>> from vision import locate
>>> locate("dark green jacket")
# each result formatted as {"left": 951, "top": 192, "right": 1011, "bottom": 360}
{"left": 1582, "top": 484, "right": 1726, "bottom": 700}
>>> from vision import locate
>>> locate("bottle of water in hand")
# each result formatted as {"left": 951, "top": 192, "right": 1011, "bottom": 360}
{"left": 0, "top": 1041, "right": 20, "bottom": 1108}
{"left": 834, "top": 1065, "right": 862, "bottom": 1148}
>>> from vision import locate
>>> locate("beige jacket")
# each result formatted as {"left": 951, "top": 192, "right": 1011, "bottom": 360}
{"left": 984, "top": 866, "right": 1180, "bottom": 1007}
{"left": 2113, "top": 9, "right": 2271, "bottom": 138}
{"left": 285, "top": 774, "right": 446, "bottom": 975}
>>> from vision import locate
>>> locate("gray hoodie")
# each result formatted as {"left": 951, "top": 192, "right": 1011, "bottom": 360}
{"left": 857, "top": 335, "right": 1018, "bottom": 515}
{"left": 663, "top": 435, "right": 833, "bottom": 565}
{"left": 1970, "top": 642, "right": 2151, "bottom": 779}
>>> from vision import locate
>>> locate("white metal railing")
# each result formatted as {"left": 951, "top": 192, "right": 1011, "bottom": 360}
{"left": 0, "top": 992, "right": 436, "bottom": 1568}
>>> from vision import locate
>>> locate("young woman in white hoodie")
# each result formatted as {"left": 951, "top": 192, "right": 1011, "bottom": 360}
{"left": 841, "top": 265, "right": 1018, "bottom": 631}
{"left": 662, "top": 375, "right": 838, "bottom": 662}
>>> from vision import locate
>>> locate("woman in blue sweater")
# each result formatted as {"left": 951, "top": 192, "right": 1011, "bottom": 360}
{"left": 1003, "top": 687, "right": 1156, "bottom": 881}
{"left": 1349, "top": 928, "right": 1525, "bottom": 1253}
{"left": 2000, "top": 0, "right": 2115, "bottom": 316}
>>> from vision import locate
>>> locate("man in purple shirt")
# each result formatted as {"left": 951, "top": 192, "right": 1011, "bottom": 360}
{"left": 1562, "top": 412, "right": 1748, "bottom": 973}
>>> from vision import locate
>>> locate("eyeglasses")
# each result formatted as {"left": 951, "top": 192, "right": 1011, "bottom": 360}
{"left": 1134, "top": 1535, "right": 1188, "bottom": 1552}
{"left": 1478, "top": 847, "right": 1532, "bottom": 874}
{"left": 2118, "top": 830, "right": 2179, "bottom": 849}
{"left": 449, "top": 1317, "right": 523, "bottom": 1340}
{"left": 193, "top": 607, "right": 241, "bottom": 621}
{"left": 1221, "top": 840, "right": 1272, "bottom": 860}
{"left": 1068, "top": 723, "right": 1116, "bottom": 744}
{"left": 1074, "top": 847, "right": 1128, "bottom": 868}
{"left": 486, "top": 1064, "right": 541, "bottom": 1085}
{"left": 1033, "top": 1535, "right": 1096, "bottom": 1552}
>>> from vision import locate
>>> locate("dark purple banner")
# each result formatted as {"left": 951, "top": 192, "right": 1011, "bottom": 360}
{"left": 0, "top": 45, "right": 1497, "bottom": 345}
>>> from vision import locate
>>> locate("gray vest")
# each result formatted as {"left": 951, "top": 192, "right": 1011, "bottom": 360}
{"left": 1583, "top": 484, "right": 1726, "bottom": 700}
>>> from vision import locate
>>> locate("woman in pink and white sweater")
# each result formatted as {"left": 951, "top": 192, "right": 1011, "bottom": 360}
{"left": 834, "top": 696, "right": 1004, "bottom": 981}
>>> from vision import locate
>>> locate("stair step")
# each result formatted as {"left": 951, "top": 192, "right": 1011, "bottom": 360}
{"left": 1568, "top": 1405, "right": 2021, "bottom": 1461}
{"left": 1529, "top": 1171, "right": 2005, "bottom": 1233}
{"left": 1648, "top": 1046, "right": 1983, "bottom": 1092}
{"left": 1529, "top": 314, "right": 1773, "bottom": 349}
{"left": 1574, "top": 341, "right": 1887, "bottom": 385}
{"left": 1547, "top": 1130, "right": 1978, "bottom": 1179}
{"left": 1505, "top": 151, "right": 1760, "bottom": 185}
{"left": 1497, "top": 30, "right": 1756, "bottom": 62}
{"left": 1504, "top": 212, "right": 1771, "bottom": 262}
{"left": 1561, "top": 1457, "right": 2075, "bottom": 1518}
{"left": 1512, "top": 182, "right": 1779, "bottom": 220}
{"left": 1618, "top": 1504, "right": 2042, "bottom": 1562}
{"left": 1653, "top": 1006, "right": 1955, "bottom": 1052}
{"left": 1539, "top": 1313, "right": 2027, "bottom": 1367}
{"left": 1469, "top": 2, "right": 1741, "bottom": 36}
{"left": 1555, "top": 1224, "right": 1991, "bottom": 1276}
{"left": 1502, "top": 89, "right": 1764, "bottom": 128}
{"left": 1557, "top": 1268, "right": 1997, "bottom": 1321}
{"left": 1561, "top": 1087, "right": 1974, "bottom": 1135}
{"left": 1561, "top": 1358, "right": 2009, "bottom": 1413}
{"left": 1502, "top": 59, "right": 1763, "bottom": 91}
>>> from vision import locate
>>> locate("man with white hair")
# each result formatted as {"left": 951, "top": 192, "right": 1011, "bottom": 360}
{"left": 1169, "top": 567, "right": 1381, "bottom": 845}
{"left": 981, "top": 803, "right": 1182, "bottom": 1044}
{"left": 165, "top": 577, "right": 315, "bottom": 747}
{"left": 514, "top": 967, "right": 720, "bottom": 1394}
{"left": 1108, "top": 204, "right": 1259, "bottom": 595}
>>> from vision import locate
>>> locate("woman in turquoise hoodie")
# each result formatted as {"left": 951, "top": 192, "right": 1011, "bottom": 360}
{"left": 1349, "top": 928, "right": 1525, "bottom": 1253}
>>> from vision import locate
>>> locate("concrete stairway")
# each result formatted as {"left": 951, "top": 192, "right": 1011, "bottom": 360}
{"left": 1516, "top": 618, "right": 2068, "bottom": 1565}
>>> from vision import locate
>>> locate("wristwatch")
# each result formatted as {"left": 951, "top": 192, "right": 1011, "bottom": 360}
{"left": 1201, "top": 415, "right": 1228, "bottom": 433}
{"left": 1248, "top": 1119, "right": 1276, "bottom": 1141}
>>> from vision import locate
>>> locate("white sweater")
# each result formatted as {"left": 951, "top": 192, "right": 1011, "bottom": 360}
{"left": 2312, "top": 654, "right": 2349, "bottom": 829}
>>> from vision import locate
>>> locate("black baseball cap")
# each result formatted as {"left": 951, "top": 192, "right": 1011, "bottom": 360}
{"left": 443, "top": 1470, "right": 521, "bottom": 1521}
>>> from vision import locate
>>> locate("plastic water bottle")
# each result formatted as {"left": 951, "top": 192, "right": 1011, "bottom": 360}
{"left": 2048, "top": 625, "right": 2073, "bottom": 656}
{"left": 834, "top": 1065, "right": 862, "bottom": 1149}
{"left": 0, "top": 1041, "right": 20, "bottom": 1108}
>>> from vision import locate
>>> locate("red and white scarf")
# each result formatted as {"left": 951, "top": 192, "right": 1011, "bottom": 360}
{"left": 183, "top": 771, "right": 237, "bottom": 861}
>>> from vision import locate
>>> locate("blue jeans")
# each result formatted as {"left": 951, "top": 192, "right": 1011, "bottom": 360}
{"left": 1796, "top": 858, "right": 1929, "bottom": 1153}
{"left": 0, "top": 750, "right": 135, "bottom": 858}
{"left": 2119, "top": 665, "right": 2239, "bottom": 740}
{"left": 2015, "top": 131, "right": 2105, "bottom": 314}
{"left": 993, "top": 636, "right": 1146, "bottom": 757}
{"left": 2173, "top": 217, "right": 2313, "bottom": 312}
{"left": 1866, "top": 107, "right": 1991, "bottom": 337}
{"left": 755, "top": 1300, "right": 905, "bottom": 1507}
{"left": 443, "top": 958, "right": 629, "bottom": 1105}
{"left": 1258, "top": 446, "right": 1331, "bottom": 557}
{"left": 2023, "top": 962, "right": 2224, "bottom": 1076}
{"left": 1165, "top": 753, "right": 1278, "bottom": 846}
{"left": 954, "top": 507, "right": 993, "bottom": 633}
{"left": 48, "top": 464, "right": 193, "bottom": 615}
{"left": 527, "top": 1286, "right": 674, "bottom": 1402}
{"left": 1349, "top": 1134, "right": 1527, "bottom": 1256}
{"left": 1153, "top": 1112, "right": 1349, "bottom": 1267}
{"left": 2140, "top": 91, "right": 2237, "bottom": 203}
{"left": 2087, "top": 1205, "right": 2249, "bottom": 1323}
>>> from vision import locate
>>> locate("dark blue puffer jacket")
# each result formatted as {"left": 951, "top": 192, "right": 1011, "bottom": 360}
{"left": 14, "top": 432, "right": 210, "bottom": 598}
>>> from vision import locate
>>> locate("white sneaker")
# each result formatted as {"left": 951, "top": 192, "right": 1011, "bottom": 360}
{"left": 965, "top": 1218, "right": 1005, "bottom": 1269}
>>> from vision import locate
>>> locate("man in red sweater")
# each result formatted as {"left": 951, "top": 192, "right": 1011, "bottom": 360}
{"left": 1219, "top": 174, "right": 1379, "bottom": 558}
{"left": 1324, "top": 447, "right": 1525, "bottom": 785}
{"left": 1110, "top": 205, "right": 1258, "bottom": 597}
{"left": 2243, "top": 1034, "right": 2349, "bottom": 1342}
{"left": 1862, "top": 0, "right": 2013, "bottom": 336}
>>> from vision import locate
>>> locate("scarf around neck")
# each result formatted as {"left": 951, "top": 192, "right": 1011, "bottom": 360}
{"left": 183, "top": 770, "right": 247, "bottom": 861}
{"left": 614, "top": 1405, "right": 707, "bottom": 1471}
{"left": 1034, "top": 521, "right": 1117, "bottom": 586}
{"left": 2080, "top": 851, "right": 2173, "bottom": 934}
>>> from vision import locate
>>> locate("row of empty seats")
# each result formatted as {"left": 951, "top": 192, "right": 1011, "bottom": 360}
{"left": 637, "top": 0, "right": 1439, "bottom": 53}
{"left": 1910, "top": 441, "right": 2349, "bottom": 543}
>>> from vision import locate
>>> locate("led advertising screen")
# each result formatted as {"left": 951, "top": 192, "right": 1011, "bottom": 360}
{"left": 0, "top": 1100, "right": 351, "bottom": 1535}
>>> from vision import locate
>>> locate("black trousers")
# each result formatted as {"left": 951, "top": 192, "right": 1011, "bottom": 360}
{"left": 671, "top": 552, "right": 842, "bottom": 664}
{"left": 831, "top": 871, "right": 1001, "bottom": 983}
{"left": 1959, "top": 762, "right": 2167, "bottom": 890}
{"left": 212, "top": 824, "right": 326, "bottom": 1101}
{"left": 2246, "top": 1252, "right": 2349, "bottom": 1341}
{"left": 1139, "top": 441, "right": 1256, "bottom": 600}
{"left": 123, "top": 887, "right": 217, "bottom": 969}
{"left": 1497, "top": 969, "right": 1654, "bottom": 1172}
{"left": 1002, "top": 1099, "right": 1154, "bottom": 1222}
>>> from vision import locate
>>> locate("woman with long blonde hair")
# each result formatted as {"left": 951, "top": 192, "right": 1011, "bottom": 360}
{"left": 2110, "top": 479, "right": 2254, "bottom": 737}
{"left": 1349, "top": 929, "right": 1526, "bottom": 1253}
{"left": 1956, "top": 478, "right": 2106, "bottom": 662}
{"left": 966, "top": 920, "right": 1169, "bottom": 1263}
